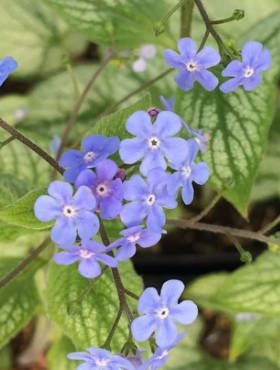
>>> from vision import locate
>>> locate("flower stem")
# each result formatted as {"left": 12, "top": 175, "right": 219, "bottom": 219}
{"left": 154, "top": 0, "right": 188, "bottom": 36}
{"left": 180, "top": 0, "right": 194, "bottom": 37}
{"left": 261, "top": 214, "right": 280, "bottom": 234}
{"left": 103, "top": 307, "right": 123, "bottom": 349}
{"left": 0, "top": 118, "right": 63, "bottom": 175}
{"left": 188, "top": 193, "right": 221, "bottom": 223}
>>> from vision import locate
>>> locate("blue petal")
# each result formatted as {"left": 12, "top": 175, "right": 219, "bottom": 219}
{"left": 255, "top": 49, "right": 271, "bottom": 71}
{"left": 73, "top": 186, "right": 96, "bottom": 210}
{"left": 160, "top": 280, "right": 185, "bottom": 306}
{"left": 161, "top": 137, "right": 189, "bottom": 164}
{"left": 34, "top": 195, "right": 60, "bottom": 222}
{"left": 181, "top": 181, "right": 194, "bottom": 205}
{"left": 160, "top": 96, "right": 175, "bottom": 111}
{"left": 63, "top": 164, "right": 86, "bottom": 183}
{"left": 241, "top": 41, "right": 263, "bottom": 65}
{"left": 0, "top": 56, "right": 18, "bottom": 86}
{"left": 79, "top": 259, "right": 101, "bottom": 278}
{"left": 116, "top": 244, "right": 136, "bottom": 261}
{"left": 177, "top": 38, "right": 197, "bottom": 59}
{"left": 119, "top": 138, "right": 147, "bottom": 164}
{"left": 196, "top": 70, "right": 218, "bottom": 91}
{"left": 48, "top": 181, "right": 73, "bottom": 203}
{"left": 164, "top": 49, "right": 184, "bottom": 68}
{"left": 138, "top": 287, "right": 160, "bottom": 314}
{"left": 100, "top": 196, "right": 122, "bottom": 220}
{"left": 219, "top": 77, "right": 241, "bottom": 93}
{"left": 77, "top": 364, "right": 94, "bottom": 370}
{"left": 175, "top": 70, "right": 195, "bottom": 91}
{"left": 95, "top": 159, "right": 118, "bottom": 181}
{"left": 221, "top": 60, "right": 243, "bottom": 77}
{"left": 147, "top": 205, "right": 165, "bottom": 232}
{"left": 155, "top": 318, "right": 178, "bottom": 348}
{"left": 97, "top": 253, "right": 118, "bottom": 267}
{"left": 170, "top": 300, "right": 198, "bottom": 324}
{"left": 126, "top": 111, "right": 153, "bottom": 138}
{"left": 59, "top": 149, "right": 83, "bottom": 168}
{"left": 131, "top": 316, "right": 157, "bottom": 342}
{"left": 53, "top": 251, "right": 79, "bottom": 265}
{"left": 123, "top": 175, "right": 148, "bottom": 200}
{"left": 153, "top": 111, "right": 182, "bottom": 138}
{"left": 51, "top": 217, "right": 76, "bottom": 245}
{"left": 120, "top": 202, "right": 147, "bottom": 227}
{"left": 81, "top": 134, "right": 108, "bottom": 152}
{"left": 196, "top": 46, "right": 221, "bottom": 68}
{"left": 243, "top": 73, "right": 262, "bottom": 90}
{"left": 138, "top": 230, "right": 161, "bottom": 248}
{"left": 192, "top": 162, "right": 209, "bottom": 185}
{"left": 140, "top": 151, "right": 166, "bottom": 176}
{"left": 76, "top": 212, "right": 99, "bottom": 239}
{"left": 75, "top": 169, "right": 96, "bottom": 189}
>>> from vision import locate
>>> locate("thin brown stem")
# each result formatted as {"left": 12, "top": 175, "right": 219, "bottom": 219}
{"left": 124, "top": 288, "right": 139, "bottom": 301}
{"left": 180, "top": 0, "right": 194, "bottom": 37}
{"left": 260, "top": 214, "right": 280, "bottom": 234}
{"left": 103, "top": 307, "right": 123, "bottom": 348}
{"left": 0, "top": 237, "right": 51, "bottom": 289}
{"left": 198, "top": 28, "right": 210, "bottom": 51}
{"left": 188, "top": 193, "right": 221, "bottom": 223}
{"left": 55, "top": 54, "right": 114, "bottom": 163}
{"left": 167, "top": 219, "right": 280, "bottom": 245}
{"left": 0, "top": 118, "right": 63, "bottom": 174}
{"left": 0, "top": 135, "right": 15, "bottom": 149}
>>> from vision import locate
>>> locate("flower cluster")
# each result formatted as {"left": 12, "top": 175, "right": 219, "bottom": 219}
{"left": 164, "top": 38, "right": 271, "bottom": 93}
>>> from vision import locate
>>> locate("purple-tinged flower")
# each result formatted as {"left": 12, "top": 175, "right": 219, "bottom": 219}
{"left": 120, "top": 169, "right": 177, "bottom": 233}
{"left": 119, "top": 111, "right": 188, "bottom": 176}
{"left": 68, "top": 347, "right": 134, "bottom": 370}
{"left": 131, "top": 280, "right": 198, "bottom": 348}
{"left": 164, "top": 38, "right": 220, "bottom": 91}
{"left": 109, "top": 225, "right": 162, "bottom": 261}
{"left": 34, "top": 181, "right": 99, "bottom": 245}
{"left": 160, "top": 95, "right": 208, "bottom": 153}
{"left": 147, "top": 107, "right": 161, "bottom": 118}
{"left": 54, "top": 239, "right": 117, "bottom": 278}
{"left": 75, "top": 159, "right": 123, "bottom": 220}
{"left": 141, "top": 334, "right": 185, "bottom": 370}
{"left": 60, "top": 135, "right": 120, "bottom": 183}
{"left": 169, "top": 140, "right": 209, "bottom": 205}
{"left": 0, "top": 56, "right": 18, "bottom": 86}
{"left": 220, "top": 41, "right": 271, "bottom": 93}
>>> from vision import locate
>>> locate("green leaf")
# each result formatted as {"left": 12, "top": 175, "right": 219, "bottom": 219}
{"left": 47, "top": 260, "right": 143, "bottom": 351}
{"left": 213, "top": 251, "right": 280, "bottom": 316}
{"left": 0, "top": 346, "right": 12, "bottom": 370}
{"left": 0, "top": 188, "right": 52, "bottom": 230}
{"left": 0, "top": 0, "right": 86, "bottom": 77}
{"left": 44, "top": 0, "right": 172, "bottom": 49}
{"left": 0, "top": 174, "right": 29, "bottom": 207}
{"left": 176, "top": 77, "right": 276, "bottom": 216}
{"left": 48, "top": 336, "right": 77, "bottom": 370}
{"left": 0, "top": 257, "right": 41, "bottom": 347}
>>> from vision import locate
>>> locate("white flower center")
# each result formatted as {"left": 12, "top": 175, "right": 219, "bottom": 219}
{"left": 145, "top": 194, "right": 156, "bottom": 206}
{"left": 79, "top": 249, "right": 94, "bottom": 259}
{"left": 156, "top": 350, "right": 169, "bottom": 360}
{"left": 95, "top": 358, "right": 109, "bottom": 367}
{"left": 243, "top": 67, "right": 254, "bottom": 78}
{"left": 185, "top": 61, "right": 198, "bottom": 72}
{"left": 148, "top": 136, "right": 160, "bottom": 150}
{"left": 127, "top": 232, "right": 141, "bottom": 243}
{"left": 96, "top": 183, "right": 109, "bottom": 197}
{"left": 83, "top": 151, "right": 96, "bottom": 163}
{"left": 62, "top": 205, "right": 76, "bottom": 218}
{"left": 182, "top": 166, "right": 192, "bottom": 179}
{"left": 157, "top": 307, "right": 169, "bottom": 319}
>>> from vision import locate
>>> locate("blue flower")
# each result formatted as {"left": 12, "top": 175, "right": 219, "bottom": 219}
{"left": 131, "top": 280, "right": 198, "bottom": 348}
{"left": 68, "top": 347, "right": 134, "bottom": 370}
{"left": 54, "top": 239, "right": 117, "bottom": 279}
{"left": 109, "top": 225, "right": 162, "bottom": 261}
{"left": 0, "top": 56, "right": 18, "bottom": 86}
{"left": 120, "top": 169, "right": 177, "bottom": 233}
{"left": 75, "top": 159, "right": 123, "bottom": 220}
{"left": 34, "top": 181, "right": 99, "bottom": 245}
{"left": 220, "top": 41, "right": 271, "bottom": 93}
{"left": 169, "top": 140, "right": 209, "bottom": 205}
{"left": 60, "top": 135, "right": 120, "bottom": 183}
{"left": 141, "top": 334, "right": 185, "bottom": 370}
{"left": 119, "top": 111, "right": 188, "bottom": 176}
{"left": 164, "top": 38, "right": 220, "bottom": 91}
{"left": 159, "top": 96, "right": 175, "bottom": 112}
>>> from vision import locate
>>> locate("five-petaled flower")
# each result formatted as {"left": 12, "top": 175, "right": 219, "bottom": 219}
{"left": 54, "top": 239, "right": 117, "bottom": 278}
{"left": 109, "top": 225, "right": 162, "bottom": 261}
{"left": 0, "top": 56, "right": 18, "bottom": 86}
{"left": 220, "top": 41, "right": 271, "bottom": 93}
{"left": 164, "top": 37, "right": 220, "bottom": 91}
{"left": 169, "top": 140, "right": 209, "bottom": 205}
{"left": 68, "top": 347, "right": 134, "bottom": 370}
{"left": 59, "top": 135, "right": 120, "bottom": 183}
{"left": 120, "top": 169, "right": 177, "bottom": 233}
{"left": 75, "top": 159, "right": 124, "bottom": 219}
{"left": 34, "top": 181, "right": 99, "bottom": 245}
{"left": 131, "top": 280, "right": 198, "bottom": 347}
{"left": 120, "top": 110, "right": 188, "bottom": 176}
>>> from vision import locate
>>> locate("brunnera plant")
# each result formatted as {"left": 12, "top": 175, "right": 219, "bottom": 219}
{"left": 0, "top": 0, "right": 279, "bottom": 369}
